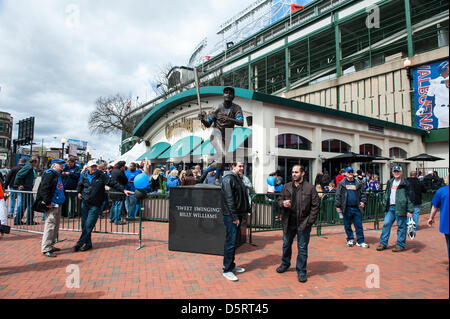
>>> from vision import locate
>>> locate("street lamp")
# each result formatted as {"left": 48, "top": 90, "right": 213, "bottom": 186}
{"left": 404, "top": 58, "right": 412, "bottom": 80}
{"left": 86, "top": 148, "right": 90, "bottom": 163}
{"left": 61, "top": 138, "right": 67, "bottom": 159}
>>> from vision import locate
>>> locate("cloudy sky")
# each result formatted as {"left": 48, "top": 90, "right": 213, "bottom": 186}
{"left": 0, "top": 0, "right": 251, "bottom": 162}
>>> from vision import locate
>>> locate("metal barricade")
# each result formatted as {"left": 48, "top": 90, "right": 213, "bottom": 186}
{"left": 4, "top": 189, "right": 143, "bottom": 249}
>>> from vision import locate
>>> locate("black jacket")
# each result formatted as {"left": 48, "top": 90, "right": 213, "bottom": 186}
{"left": 278, "top": 180, "right": 320, "bottom": 233}
{"left": 62, "top": 164, "right": 81, "bottom": 190}
{"left": 407, "top": 177, "right": 427, "bottom": 205}
{"left": 221, "top": 172, "right": 250, "bottom": 220}
{"left": 35, "top": 169, "right": 59, "bottom": 206}
{"left": 335, "top": 178, "right": 367, "bottom": 214}
{"left": 109, "top": 168, "right": 128, "bottom": 201}
{"left": 4, "top": 164, "right": 25, "bottom": 189}
{"left": 77, "top": 171, "right": 124, "bottom": 208}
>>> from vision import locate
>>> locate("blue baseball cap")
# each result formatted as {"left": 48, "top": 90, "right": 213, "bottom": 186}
{"left": 437, "top": 61, "right": 448, "bottom": 75}
{"left": 51, "top": 159, "right": 65, "bottom": 165}
{"left": 345, "top": 167, "right": 354, "bottom": 173}
{"left": 392, "top": 166, "right": 402, "bottom": 172}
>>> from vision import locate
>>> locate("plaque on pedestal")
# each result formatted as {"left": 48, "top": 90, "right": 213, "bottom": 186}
{"left": 168, "top": 185, "right": 246, "bottom": 255}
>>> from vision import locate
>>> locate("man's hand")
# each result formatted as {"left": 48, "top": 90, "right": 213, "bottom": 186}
{"left": 77, "top": 193, "right": 82, "bottom": 200}
{"left": 233, "top": 219, "right": 240, "bottom": 226}
{"left": 360, "top": 202, "right": 365, "bottom": 208}
{"left": 427, "top": 218, "right": 434, "bottom": 227}
{"left": 124, "top": 190, "right": 134, "bottom": 196}
{"left": 283, "top": 200, "right": 291, "bottom": 208}
{"left": 18, "top": 185, "right": 24, "bottom": 190}
{"left": 47, "top": 203, "right": 53, "bottom": 209}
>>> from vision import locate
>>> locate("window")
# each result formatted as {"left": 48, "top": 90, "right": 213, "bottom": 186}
{"left": 389, "top": 147, "right": 407, "bottom": 159}
{"left": 322, "top": 139, "right": 351, "bottom": 153}
{"left": 360, "top": 144, "right": 381, "bottom": 156}
{"left": 276, "top": 134, "right": 312, "bottom": 151}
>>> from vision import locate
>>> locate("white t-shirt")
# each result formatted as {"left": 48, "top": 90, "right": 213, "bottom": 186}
{"left": 427, "top": 79, "right": 449, "bottom": 128}
{"left": 390, "top": 179, "right": 401, "bottom": 205}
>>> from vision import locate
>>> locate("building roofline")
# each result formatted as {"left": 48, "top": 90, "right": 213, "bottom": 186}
{"left": 133, "top": 86, "right": 425, "bottom": 138}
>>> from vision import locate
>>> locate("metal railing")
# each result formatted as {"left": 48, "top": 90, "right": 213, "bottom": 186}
{"left": 5, "top": 189, "right": 144, "bottom": 249}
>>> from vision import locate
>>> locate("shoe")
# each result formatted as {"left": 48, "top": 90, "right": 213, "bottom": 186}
{"left": 347, "top": 240, "right": 355, "bottom": 247}
{"left": 73, "top": 245, "right": 81, "bottom": 252}
{"left": 233, "top": 266, "right": 245, "bottom": 273}
{"left": 298, "top": 274, "right": 307, "bottom": 283}
{"left": 276, "top": 265, "right": 289, "bottom": 273}
{"left": 80, "top": 245, "right": 92, "bottom": 252}
{"left": 392, "top": 246, "right": 405, "bottom": 252}
{"left": 376, "top": 245, "right": 387, "bottom": 251}
{"left": 43, "top": 251, "right": 57, "bottom": 258}
{"left": 115, "top": 221, "right": 126, "bottom": 225}
{"left": 223, "top": 272, "right": 238, "bottom": 281}
{"left": 50, "top": 247, "right": 61, "bottom": 252}
{"left": 356, "top": 242, "right": 370, "bottom": 248}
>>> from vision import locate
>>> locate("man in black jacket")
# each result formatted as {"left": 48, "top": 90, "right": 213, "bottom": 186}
{"left": 4, "top": 158, "right": 26, "bottom": 218}
{"left": 61, "top": 156, "right": 81, "bottom": 218}
{"left": 36, "top": 159, "right": 65, "bottom": 257}
{"left": 221, "top": 162, "right": 249, "bottom": 281}
{"left": 109, "top": 161, "right": 128, "bottom": 225}
{"left": 277, "top": 165, "right": 320, "bottom": 283}
{"left": 74, "top": 160, "right": 133, "bottom": 252}
{"left": 407, "top": 171, "right": 427, "bottom": 230}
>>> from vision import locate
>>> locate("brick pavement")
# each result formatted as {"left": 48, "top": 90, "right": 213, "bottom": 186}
{"left": 0, "top": 213, "right": 448, "bottom": 299}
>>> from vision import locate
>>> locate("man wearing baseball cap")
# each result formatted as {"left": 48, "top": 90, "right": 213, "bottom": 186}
{"left": 75, "top": 160, "right": 133, "bottom": 252}
{"left": 35, "top": 159, "right": 66, "bottom": 257}
{"left": 335, "top": 167, "right": 369, "bottom": 248}
{"left": 198, "top": 86, "right": 245, "bottom": 184}
{"left": 377, "top": 166, "right": 414, "bottom": 252}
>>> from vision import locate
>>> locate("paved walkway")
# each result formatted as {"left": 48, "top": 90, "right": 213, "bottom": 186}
{"left": 0, "top": 213, "right": 448, "bottom": 299}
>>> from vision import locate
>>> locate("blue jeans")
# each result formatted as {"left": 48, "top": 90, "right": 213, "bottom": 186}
{"left": 76, "top": 202, "right": 101, "bottom": 248}
{"left": 125, "top": 195, "right": 138, "bottom": 219}
{"left": 14, "top": 192, "right": 35, "bottom": 224}
{"left": 223, "top": 215, "right": 242, "bottom": 273}
{"left": 110, "top": 201, "right": 123, "bottom": 223}
{"left": 413, "top": 205, "right": 421, "bottom": 228}
{"left": 281, "top": 225, "right": 312, "bottom": 276}
{"left": 7, "top": 189, "right": 17, "bottom": 217}
{"left": 343, "top": 207, "right": 365, "bottom": 244}
{"left": 380, "top": 205, "right": 407, "bottom": 249}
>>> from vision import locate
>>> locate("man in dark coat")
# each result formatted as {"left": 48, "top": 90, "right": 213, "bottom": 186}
{"left": 407, "top": 170, "right": 427, "bottom": 230}
{"left": 74, "top": 161, "right": 133, "bottom": 251}
{"left": 109, "top": 161, "right": 128, "bottom": 225}
{"left": 277, "top": 165, "right": 320, "bottom": 283}
{"left": 13, "top": 157, "right": 39, "bottom": 225}
{"left": 61, "top": 156, "right": 81, "bottom": 218}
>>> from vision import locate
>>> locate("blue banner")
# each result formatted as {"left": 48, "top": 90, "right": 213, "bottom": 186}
{"left": 413, "top": 59, "right": 449, "bottom": 130}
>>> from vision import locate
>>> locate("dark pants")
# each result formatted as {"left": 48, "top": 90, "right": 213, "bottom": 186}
{"left": 61, "top": 190, "right": 77, "bottom": 218}
{"left": 343, "top": 206, "right": 365, "bottom": 244}
{"left": 281, "top": 225, "right": 312, "bottom": 276}
{"left": 223, "top": 215, "right": 242, "bottom": 273}
{"left": 76, "top": 202, "right": 101, "bottom": 248}
{"left": 14, "top": 192, "right": 35, "bottom": 225}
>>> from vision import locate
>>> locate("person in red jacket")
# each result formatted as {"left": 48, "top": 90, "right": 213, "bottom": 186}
{"left": 336, "top": 168, "right": 346, "bottom": 186}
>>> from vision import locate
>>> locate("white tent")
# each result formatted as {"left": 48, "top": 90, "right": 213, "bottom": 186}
{"left": 109, "top": 142, "right": 147, "bottom": 166}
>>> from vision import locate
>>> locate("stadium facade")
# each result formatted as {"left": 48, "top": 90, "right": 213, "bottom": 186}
{"left": 126, "top": 0, "right": 449, "bottom": 191}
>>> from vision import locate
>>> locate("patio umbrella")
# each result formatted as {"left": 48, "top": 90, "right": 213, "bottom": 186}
{"left": 326, "top": 152, "right": 376, "bottom": 165}
{"left": 405, "top": 153, "right": 445, "bottom": 171}
{"left": 372, "top": 155, "right": 392, "bottom": 161}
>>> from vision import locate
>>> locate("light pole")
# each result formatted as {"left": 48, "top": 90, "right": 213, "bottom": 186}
{"left": 61, "top": 137, "right": 67, "bottom": 159}
{"left": 86, "top": 148, "right": 90, "bottom": 163}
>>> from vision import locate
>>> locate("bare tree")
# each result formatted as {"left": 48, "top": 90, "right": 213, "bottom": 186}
{"left": 151, "top": 63, "right": 175, "bottom": 99}
{"left": 88, "top": 93, "right": 142, "bottom": 136}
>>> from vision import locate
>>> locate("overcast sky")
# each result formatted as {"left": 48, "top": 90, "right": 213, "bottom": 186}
{"left": 0, "top": 0, "right": 250, "bottom": 162}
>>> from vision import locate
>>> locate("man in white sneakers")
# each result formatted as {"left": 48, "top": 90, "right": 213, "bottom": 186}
{"left": 335, "top": 167, "right": 369, "bottom": 248}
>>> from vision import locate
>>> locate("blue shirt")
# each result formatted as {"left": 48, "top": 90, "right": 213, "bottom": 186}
{"left": 125, "top": 169, "right": 142, "bottom": 192}
{"left": 46, "top": 168, "right": 65, "bottom": 205}
{"left": 345, "top": 179, "right": 358, "bottom": 207}
{"left": 432, "top": 185, "right": 449, "bottom": 234}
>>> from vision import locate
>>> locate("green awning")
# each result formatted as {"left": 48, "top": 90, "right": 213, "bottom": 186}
{"left": 227, "top": 127, "right": 252, "bottom": 153}
{"left": 136, "top": 142, "right": 171, "bottom": 161}
{"left": 158, "top": 136, "right": 203, "bottom": 159}
{"left": 191, "top": 139, "right": 216, "bottom": 156}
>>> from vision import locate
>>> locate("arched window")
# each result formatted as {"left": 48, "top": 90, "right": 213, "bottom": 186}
{"left": 276, "top": 134, "right": 312, "bottom": 151}
{"left": 360, "top": 144, "right": 382, "bottom": 156}
{"left": 389, "top": 147, "right": 407, "bottom": 159}
{"left": 322, "top": 139, "right": 352, "bottom": 153}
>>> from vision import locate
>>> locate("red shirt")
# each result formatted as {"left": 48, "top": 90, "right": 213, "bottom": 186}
{"left": 0, "top": 184, "right": 4, "bottom": 200}
{"left": 336, "top": 174, "right": 345, "bottom": 186}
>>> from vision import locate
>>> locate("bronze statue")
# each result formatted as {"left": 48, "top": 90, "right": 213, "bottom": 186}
{"left": 198, "top": 87, "right": 244, "bottom": 184}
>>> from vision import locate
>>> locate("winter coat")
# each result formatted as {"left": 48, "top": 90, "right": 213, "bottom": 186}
{"left": 384, "top": 178, "right": 414, "bottom": 216}
{"left": 13, "top": 163, "right": 36, "bottom": 191}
